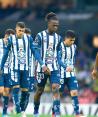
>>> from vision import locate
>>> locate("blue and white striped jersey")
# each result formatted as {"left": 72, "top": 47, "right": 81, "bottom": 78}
{"left": 29, "top": 53, "right": 35, "bottom": 77}
{"left": 0, "top": 38, "right": 11, "bottom": 74}
{"left": 57, "top": 42, "right": 77, "bottom": 78}
{"left": 1, "top": 34, "right": 34, "bottom": 71}
{"left": 33, "top": 30, "right": 61, "bottom": 72}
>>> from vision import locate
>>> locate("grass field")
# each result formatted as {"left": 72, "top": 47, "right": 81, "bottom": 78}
{"left": 0, "top": 114, "right": 97, "bottom": 117}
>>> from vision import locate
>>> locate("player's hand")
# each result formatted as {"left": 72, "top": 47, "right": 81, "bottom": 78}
{"left": 0, "top": 69, "right": 3, "bottom": 77}
{"left": 42, "top": 65, "right": 51, "bottom": 75}
{"left": 66, "top": 66, "right": 73, "bottom": 72}
{"left": 92, "top": 69, "right": 97, "bottom": 80}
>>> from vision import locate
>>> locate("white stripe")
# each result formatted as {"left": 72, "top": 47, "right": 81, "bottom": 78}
{"left": 12, "top": 35, "right": 18, "bottom": 70}
{"left": 47, "top": 34, "right": 54, "bottom": 71}
{"left": 24, "top": 34, "right": 29, "bottom": 70}
{"left": 53, "top": 33, "right": 58, "bottom": 70}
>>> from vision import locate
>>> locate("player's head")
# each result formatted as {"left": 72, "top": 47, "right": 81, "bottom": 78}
{"left": 4, "top": 29, "right": 15, "bottom": 39}
{"left": 64, "top": 30, "right": 76, "bottom": 46}
{"left": 16, "top": 22, "right": 26, "bottom": 38}
{"left": 45, "top": 12, "right": 59, "bottom": 33}
{"left": 25, "top": 28, "right": 31, "bottom": 36}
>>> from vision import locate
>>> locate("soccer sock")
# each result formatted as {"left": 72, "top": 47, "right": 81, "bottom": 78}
{"left": 12, "top": 88, "right": 21, "bottom": 113}
{"left": 20, "top": 91, "right": 30, "bottom": 112}
{"left": 34, "top": 100, "right": 40, "bottom": 114}
{"left": 3, "top": 96, "right": 9, "bottom": 115}
{"left": 72, "top": 96, "right": 79, "bottom": 115}
{"left": 53, "top": 99, "right": 60, "bottom": 116}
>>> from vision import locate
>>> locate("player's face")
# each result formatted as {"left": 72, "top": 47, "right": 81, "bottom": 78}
{"left": 16, "top": 26, "right": 25, "bottom": 38}
{"left": 64, "top": 37, "right": 75, "bottom": 46}
{"left": 48, "top": 20, "right": 59, "bottom": 33}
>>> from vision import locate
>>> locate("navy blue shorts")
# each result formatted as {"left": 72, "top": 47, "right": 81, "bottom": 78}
{"left": 0, "top": 73, "right": 11, "bottom": 88}
{"left": 29, "top": 77, "right": 35, "bottom": 92}
{"left": 10, "top": 70, "right": 29, "bottom": 89}
{"left": 59, "top": 76, "right": 78, "bottom": 92}
{"left": 36, "top": 70, "right": 60, "bottom": 87}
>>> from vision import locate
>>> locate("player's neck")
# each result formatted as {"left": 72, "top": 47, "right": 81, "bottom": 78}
{"left": 16, "top": 34, "right": 23, "bottom": 39}
{"left": 63, "top": 41, "right": 71, "bottom": 47}
{"left": 47, "top": 29, "right": 55, "bottom": 35}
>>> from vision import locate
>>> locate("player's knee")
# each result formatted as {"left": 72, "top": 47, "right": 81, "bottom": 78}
{"left": 0, "top": 87, "right": 4, "bottom": 94}
{"left": 3, "top": 88, "right": 10, "bottom": 96}
{"left": 70, "top": 90, "right": 78, "bottom": 96}
{"left": 52, "top": 84, "right": 60, "bottom": 98}
{"left": 36, "top": 87, "right": 44, "bottom": 96}
{"left": 21, "top": 88, "right": 29, "bottom": 92}
{"left": 52, "top": 84, "right": 59, "bottom": 90}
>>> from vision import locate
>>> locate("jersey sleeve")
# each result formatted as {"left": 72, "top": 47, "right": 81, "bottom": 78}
{"left": 31, "top": 33, "right": 44, "bottom": 67}
{"left": 57, "top": 42, "right": 66, "bottom": 68}
{"left": 0, "top": 37, "right": 12, "bottom": 70}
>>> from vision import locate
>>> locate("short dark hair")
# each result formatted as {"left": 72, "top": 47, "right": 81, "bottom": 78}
{"left": 16, "top": 22, "right": 26, "bottom": 28}
{"left": 5, "top": 29, "right": 15, "bottom": 35}
{"left": 65, "top": 30, "right": 76, "bottom": 38}
{"left": 45, "top": 12, "right": 58, "bottom": 22}
{"left": 25, "top": 28, "right": 31, "bottom": 34}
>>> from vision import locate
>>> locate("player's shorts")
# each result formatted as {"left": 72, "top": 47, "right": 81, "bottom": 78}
{"left": 59, "top": 76, "right": 78, "bottom": 92}
{"left": 10, "top": 70, "right": 29, "bottom": 89}
{"left": 0, "top": 73, "right": 11, "bottom": 88}
{"left": 36, "top": 70, "right": 60, "bottom": 87}
{"left": 29, "top": 76, "right": 35, "bottom": 92}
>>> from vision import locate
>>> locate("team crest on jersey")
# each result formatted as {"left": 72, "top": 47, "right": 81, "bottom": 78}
{"left": 45, "top": 43, "right": 54, "bottom": 64}
{"left": 17, "top": 47, "right": 26, "bottom": 64}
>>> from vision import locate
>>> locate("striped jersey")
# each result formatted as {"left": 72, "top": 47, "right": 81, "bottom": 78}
{"left": 1, "top": 34, "right": 33, "bottom": 71}
{"left": 0, "top": 38, "right": 11, "bottom": 74}
{"left": 33, "top": 30, "right": 61, "bottom": 72}
{"left": 29, "top": 52, "right": 35, "bottom": 77}
{"left": 57, "top": 42, "right": 77, "bottom": 78}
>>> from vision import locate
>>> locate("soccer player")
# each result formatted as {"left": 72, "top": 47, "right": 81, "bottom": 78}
{"left": 33, "top": 12, "right": 61, "bottom": 117}
{"left": 0, "top": 22, "right": 34, "bottom": 117}
{"left": 57, "top": 30, "right": 81, "bottom": 117}
{"left": 92, "top": 53, "right": 98, "bottom": 79}
{"left": 0, "top": 29, "right": 15, "bottom": 117}
{"left": 25, "top": 28, "right": 35, "bottom": 92}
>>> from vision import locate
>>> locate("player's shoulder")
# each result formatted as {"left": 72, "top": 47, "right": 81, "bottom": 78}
{"left": 72, "top": 44, "right": 77, "bottom": 49}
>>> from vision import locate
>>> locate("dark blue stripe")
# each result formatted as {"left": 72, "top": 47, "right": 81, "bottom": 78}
{"left": 70, "top": 46, "right": 72, "bottom": 77}
{"left": 15, "top": 35, "right": 20, "bottom": 70}
{"left": 52, "top": 34, "right": 56, "bottom": 70}
{"left": 41, "top": 32, "right": 43, "bottom": 72}
{"left": 23, "top": 35, "right": 26, "bottom": 70}
{"left": 27, "top": 35, "right": 30, "bottom": 71}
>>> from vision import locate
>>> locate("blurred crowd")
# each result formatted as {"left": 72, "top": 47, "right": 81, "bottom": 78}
{"left": 0, "top": 0, "right": 98, "bottom": 104}
{"left": 0, "top": 0, "right": 98, "bottom": 21}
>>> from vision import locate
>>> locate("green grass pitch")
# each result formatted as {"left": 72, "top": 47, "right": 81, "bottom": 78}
{"left": 0, "top": 114, "right": 96, "bottom": 117}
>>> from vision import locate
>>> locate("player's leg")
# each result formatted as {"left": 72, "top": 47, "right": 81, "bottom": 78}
{"left": 11, "top": 70, "right": 21, "bottom": 114}
{"left": 2, "top": 74, "right": 11, "bottom": 116}
{"left": 20, "top": 70, "right": 30, "bottom": 117}
{"left": 68, "top": 77, "right": 80, "bottom": 117}
{"left": 0, "top": 74, "right": 4, "bottom": 94}
{"left": 50, "top": 70, "right": 60, "bottom": 117}
{"left": 33, "top": 72, "right": 47, "bottom": 117}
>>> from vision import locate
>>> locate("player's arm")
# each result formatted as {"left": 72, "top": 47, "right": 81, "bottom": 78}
{"left": 92, "top": 52, "right": 98, "bottom": 79}
{"left": 31, "top": 34, "right": 45, "bottom": 66}
{"left": 57, "top": 42, "right": 66, "bottom": 68}
{"left": 0, "top": 37, "right": 11, "bottom": 70}
{"left": 94, "top": 52, "right": 98, "bottom": 70}
{"left": 31, "top": 34, "right": 50, "bottom": 74}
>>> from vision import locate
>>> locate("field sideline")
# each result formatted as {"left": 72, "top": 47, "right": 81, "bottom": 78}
{"left": 0, "top": 114, "right": 96, "bottom": 117}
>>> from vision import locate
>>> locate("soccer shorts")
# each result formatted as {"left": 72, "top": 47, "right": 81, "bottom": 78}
{"left": 29, "top": 76, "right": 35, "bottom": 92}
{"left": 10, "top": 70, "right": 29, "bottom": 89}
{"left": 36, "top": 70, "right": 60, "bottom": 87}
{"left": 0, "top": 73, "right": 11, "bottom": 88}
{"left": 60, "top": 76, "right": 78, "bottom": 92}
